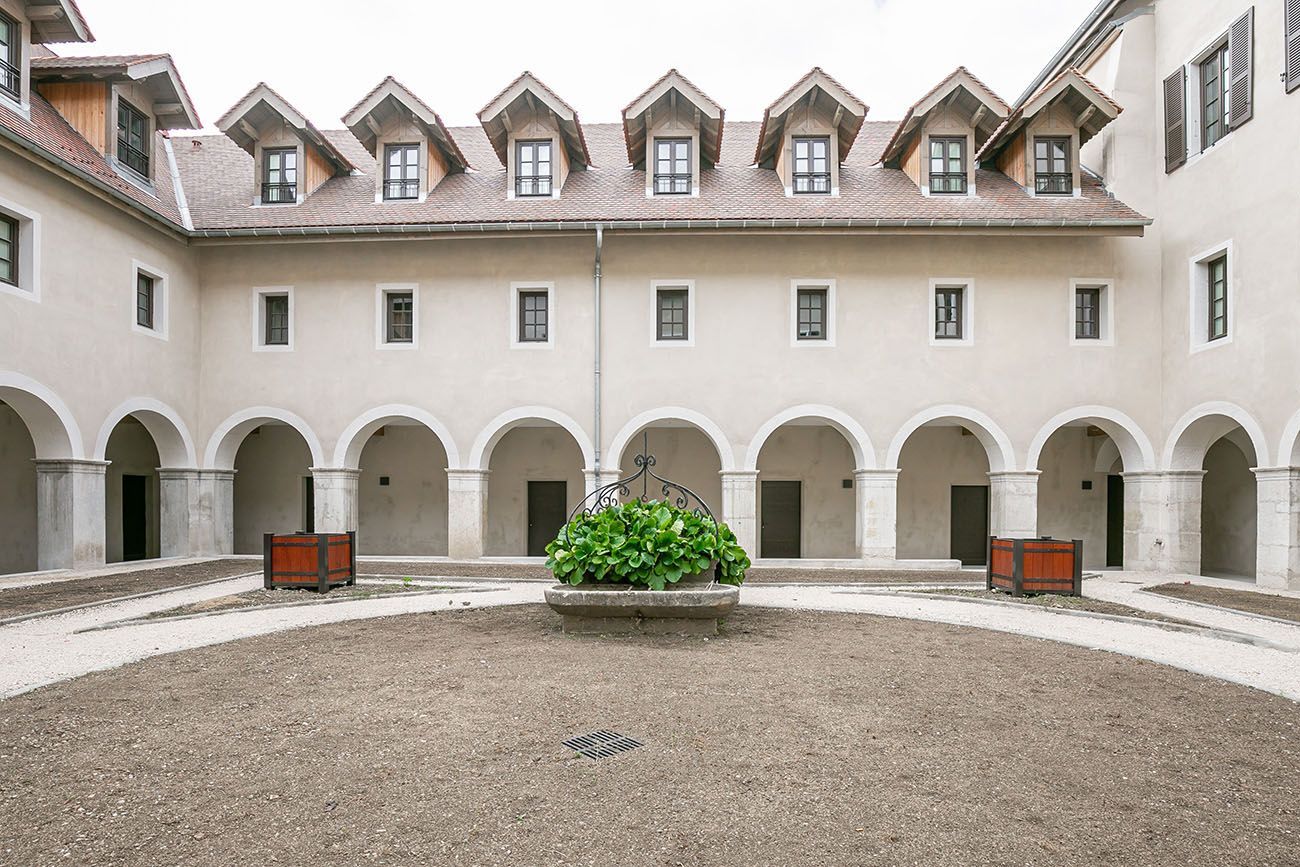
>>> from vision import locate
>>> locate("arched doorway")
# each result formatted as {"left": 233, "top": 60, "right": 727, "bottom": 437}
{"left": 0, "top": 398, "right": 38, "bottom": 574}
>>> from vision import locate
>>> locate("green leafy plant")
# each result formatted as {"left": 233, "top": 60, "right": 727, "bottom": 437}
{"left": 544, "top": 499, "right": 750, "bottom": 590}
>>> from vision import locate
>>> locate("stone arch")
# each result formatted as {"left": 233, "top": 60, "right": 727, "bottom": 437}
{"left": 1026, "top": 405, "right": 1155, "bottom": 473}
{"left": 0, "top": 371, "right": 82, "bottom": 458}
{"left": 1163, "top": 402, "right": 1269, "bottom": 470}
{"left": 333, "top": 404, "right": 461, "bottom": 469}
{"left": 93, "top": 398, "right": 197, "bottom": 468}
{"left": 742, "top": 404, "right": 875, "bottom": 471}
{"left": 1277, "top": 407, "right": 1300, "bottom": 467}
{"left": 1093, "top": 438, "right": 1122, "bottom": 474}
{"left": 607, "top": 406, "right": 736, "bottom": 472}
{"left": 203, "top": 407, "right": 325, "bottom": 470}
{"left": 885, "top": 404, "right": 1015, "bottom": 472}
{"left": 468, "top": 406, "right": 595, "bottom": 471}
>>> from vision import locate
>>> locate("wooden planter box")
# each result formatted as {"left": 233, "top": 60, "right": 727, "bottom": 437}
{"left": 987, "top": 536, "right": 1082, "bottom": 597}
{"left": 263, "top": 531, "right": 356, "bottom": 592}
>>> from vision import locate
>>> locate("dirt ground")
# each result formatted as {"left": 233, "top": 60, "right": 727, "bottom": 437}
{"left": 917, "top": 588, "right": 1196, "bottom": 625}
{"left": 141, "top": 579, "right": 456, "bottom": 620}
{"left": 1, "top": 606, "right": 1296, "bottom": 867}
{"left": 1147, "top": 582, "right": 1300, "bottom": 624}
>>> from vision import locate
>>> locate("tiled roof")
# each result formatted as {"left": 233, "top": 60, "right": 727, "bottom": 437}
{"left": 976, "top": 67, "right": 1120, "bottom": 162}
{"left": 879, "top": 66, "right": 1009, "bottom": 165}
{"left": 171, "top": 119, "right": 1148, "bottom": 233}
{"left": 30, "top": 53, "right": 167, "bottom": 68}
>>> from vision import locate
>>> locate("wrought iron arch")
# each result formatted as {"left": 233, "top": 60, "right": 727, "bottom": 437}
{"left": 567, "top": 432, "right": 717, "bottom": 525}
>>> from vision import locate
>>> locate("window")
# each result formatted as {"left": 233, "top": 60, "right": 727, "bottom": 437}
{"left": 653, "top": 139, "right": 691, "bottom": 195}
{"left": 1070, "top": 280, "right": 1113, "bottom": 345}
{"left": 131, "top": 262, "right": 167, "bottom": 338}
{"left": 116, "top": 99, "right": 150, "bottom": 178}
{"left": 1075, "top": 286, "right": 1101, "bottom": 339}
{"left": 929, "top": 137, "right": 966, "bottom": 194}
{"left": 264, "top": 294, "right": 289, "bottom": 345}
{"left": 796, "top": 287, "right": 828, "bottom": 340}
{"left": 1033, "top": 137, "right": 1071, "bottom": 194}
{"left": 518, "top": 290, "right": 549, "bottom": 342}
{"left": 136, "top": 272, "right": 155, "bottom": 329}
{"left": 0, "top": 10, "right": 18, "bottom": 101}
{"left": 384, "top": 143, "right": 419, "bottom": 200}
{"left": 934, "top": 286, "right": 964, "bottom": 339}
{"left": 386, "top": 291, "right": 414, "bottom": 343}
{"left": 515, "top": 140, "right": 552, "bottom": 197}
{"left": 792, "top": 137, "right": 830, "bottom": 194}
{"left": 656, "top": 287, "right": 689, "bottom": 340}
{"left": 0, "top": 213, "right": 15, "bottom": 286}
{"left": 1201, "top": 43, "right": 1229, "bottom": 149}
{"left": 1207, "top": 254, "right": 1228, "bottom": 340}
{"left": 262, "top": 147, "right": 297, "bottom": 204}
{"left": 254, "top": 286, "right": 293, "bottom": 351}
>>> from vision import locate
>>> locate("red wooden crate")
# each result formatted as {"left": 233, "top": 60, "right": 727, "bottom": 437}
{"left": 263, "top": 532, "right": 356, "bottom": 592}
{"left": 986, "top": 537, "right": 1082, "bottom": 597}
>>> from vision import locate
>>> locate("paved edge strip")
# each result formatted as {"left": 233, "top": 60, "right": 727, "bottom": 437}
{"left": 1134, "top": 588, "right": 1300, "bottom": 629}
{"left": 0, "top": 572, "right": 264, "bottom": 628}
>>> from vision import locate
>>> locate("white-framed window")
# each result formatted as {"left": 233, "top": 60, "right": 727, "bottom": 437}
{"left": 650, "top": 280, "right": 695, "bottom": 347}
{"left": 510, "top": 282, "right": 555, "bottom": 349}
{"left": 928, "top": 277, "right": 974, "bottom": 346}
{"left": 253, "top": 285, "right": 294, "bottom": 352}
{"left": 375, "top": 282, "right": 418, "bottom": 349}
{"left": 1188, "top": 241, "right": 1233, "bottom": 353}
{"left": 131, "top": 260, "right": 168, "bottom": 340}
{"left": 1069, "top": 278, "right": 1114, "bottom": 346}
{"left": 0, "top": 195, "right": 39, "bottom": 301}
{"left": 789, "top": 279, "right": 836, "bottom": 347}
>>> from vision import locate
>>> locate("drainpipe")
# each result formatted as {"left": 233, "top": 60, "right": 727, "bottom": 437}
{"left": 593, "top": 224, "right": 604, "bottom": 475}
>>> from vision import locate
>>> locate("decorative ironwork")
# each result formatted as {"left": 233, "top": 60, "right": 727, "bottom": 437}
{"left": 565, "top": 431, "right": 718, "bottom": 527}
{"left": 262, "top": 182, "right": 297, "bottom": 204}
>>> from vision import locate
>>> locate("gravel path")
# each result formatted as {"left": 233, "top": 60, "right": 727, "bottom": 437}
{"left": 915, "top": 587, "right": 1196, "bottom": 624}
{"left": 1146, "top": 582, "right": 1300, "bottom": 623}
{"left": 1, "top": 605, "right": 1296, "bottom": 867}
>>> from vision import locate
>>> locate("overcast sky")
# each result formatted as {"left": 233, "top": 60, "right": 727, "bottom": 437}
{"left": 58, "top": 0, "right": 1095, "bottom": 132}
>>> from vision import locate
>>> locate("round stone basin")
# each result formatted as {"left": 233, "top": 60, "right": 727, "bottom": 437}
{"left": 544, "top": 582, "right": 740, "bottom": 635}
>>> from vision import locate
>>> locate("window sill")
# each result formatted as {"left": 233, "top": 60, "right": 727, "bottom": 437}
{"left": 131, "top": 322, "right": 168, "bottom": 342}
{"left": 1190, "top": 334, "right": 1233, "bottom": 355}
{"left": 0, "top": 279, "right": 36, "bottom": 302}
{"left": 929, "top": 336, "right": 974, "bottom": 348}
{"left": 254, "top": 343, "right": 294, "bottom": 353}
{"left": 377, "top": 341, "right": 417, "bottom": 351}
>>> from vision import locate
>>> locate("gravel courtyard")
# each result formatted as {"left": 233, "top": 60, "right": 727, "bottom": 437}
{"left": 1, "top": 604, "right": 1296, "bottom": 867}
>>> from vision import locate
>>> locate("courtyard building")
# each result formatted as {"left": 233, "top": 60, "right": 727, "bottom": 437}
{"left": 1, "top": 0, "right": 1298, "bottom": 588}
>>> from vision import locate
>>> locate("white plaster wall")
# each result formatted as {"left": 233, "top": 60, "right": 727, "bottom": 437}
{"left": 1201, "top": 437, "right": 1257, "bottom": 577}
{"left": 356, "top": 425, "right": 449, "bottom": 556}
{"left": 103, "top": 419, "right": 160, "bottom": 563}
{"left": 486, "top": 426, "right": 585, "bottom": 555}
{"left": 896, "top": 427, "right": 991, "bottom": 560}
{"left": 0, "top": 404, "right": 37, "bottom": 574}
{"left": 616, "top": 427, "right": 722, "bottom": 519}
{"left": 1036, "top": 427, "right": 1113, "bottom": 568}
{"left": 232, "top": 424, "right": 311, "bottom": 554}
{"left": 755, "top": 426, "right": 857, "bottom": 558}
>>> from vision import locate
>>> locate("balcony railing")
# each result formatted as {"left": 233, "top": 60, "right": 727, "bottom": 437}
{"left": 383, "top": 179, "right": 419, "bottom": 200}
{"left": 793, "top": 172, "right": 831, "bottom": 194}
{"left": 0, "top": 58, "right": 18, "bottom": 100}
{"left": 1035, "top": 173, "right": 1071, "bottom": 195}
{"left": 515, "top": 174, "right": 552, "bottom": 197}
{"left": 930, "top": 173, "right": 967, "bottom": 194}
{"left": 653, "top": 173, "right": 691, "bottom": 195}
{"left": 262, "top": 182, "right": 298, "bottom": 204}
{"left": 117, "top": 138, "right": 150, "bottom": 178}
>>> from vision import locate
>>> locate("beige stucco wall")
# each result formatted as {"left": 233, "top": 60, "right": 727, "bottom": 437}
{"left": 356, "top": 424, "right": 449, "bottom": 556}
{"left": 896, "top": 427, "right": 991, "bottom": 560}
{"left": 0, "top": 404, "right": 37, "bottom": 573}
{"left": 103, "top": 418, "right": 160, "bottom": 562}
{"left": 232, "top": 424, "right": 311, "bottom": 554}
{"left": 1036, "top": 427, "right": 1116, "bottom": 569}
{"left": 1201, "top": 437, "right": 1257, "bottom": 577}
{"left": 485, "top": 426, "right": 585, "bottom": 555}
{"left": 755, "top": 426, "right": 857, "bottom": 558}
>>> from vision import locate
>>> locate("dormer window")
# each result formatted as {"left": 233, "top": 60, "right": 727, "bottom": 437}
{"left": 116, "top": 99, "right": 150, "bottom": 178}
{"left": 515, "top": 140, "right": 552, "bottom": 197}
{"left": 792, "top": 136, "right": 830, "bottom": 194}
{"left": 1033, "top": 137, "right": 1071, "bottom": 194}
{"left": 384, "top": 144, "right": 419, "bottom": 200}
{"left": 929, "top": 138, "right": 967, "bottom": 194}
{"left": 262, "top": 147, "right": 297, "bottom": 204}
{"left": 0, "top": 10, "right": 18, "bottom": 101}
{"left": 653, "top": 138, "right": 691, "bottom": 195}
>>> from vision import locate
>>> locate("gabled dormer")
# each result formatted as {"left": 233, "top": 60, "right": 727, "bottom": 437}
{"left": 622, "top": 69, "right": 723, "bottom": 198}
{"left": 31, "top": 54, "right": 200, "bottom": 188}
{"left": 880, "top": 67, "right": 1008, "bottom": 197}
{"left": 0, "top": 1, "right": 93, "bottom": 115}
{"left": 754, "top": 68, "right": 866, "bottom": 197}
{"left": 342, "top": 76, "right": 469, "bottom": 204}
{"left": 976, "top": 68, "right": 1120, "bottom": 197}
{"left": 478, "top": 71, "right": 590, "bottom": 200}
{"left": 217, "top": 82, "right": 355, "bottom": 206}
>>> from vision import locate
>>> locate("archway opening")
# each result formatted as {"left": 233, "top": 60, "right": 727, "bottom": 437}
{"left": 0, "top": 399, "right": 38, "bottom": 575}
{"left": 754, "top": 422, "right": 856, "bottom": 558}
{"left": 356, "top": 422, "right": 450, "bottom": 556}
{"left": 1035, "top": 424, "right": 1125, "bottom": 570}
{"left": 896, "top": 424, "right": 992, "bottom": 565}
{"left": 486, "top": 423, "right": 585, "bottom": 556}
{"left": 617, "top": 423, "right": 723, "bottom": 521}
{"left": 103, "top": 416, "right": 162, "bottom": 563}
{"left": 232, "top": 423, "right": 314, "bottom": 555}
{"left": 1200, "top": 430, "right": 1257, "bottom": 580}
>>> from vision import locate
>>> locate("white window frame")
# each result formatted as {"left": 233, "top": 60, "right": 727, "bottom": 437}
{"left": 510, "top": 281, "right": 555, "bottom": 349}
{"left": 1180, "top": 21, "right": 1236, "bottom": 168}
{"left": 0, "top": 194, "right": 39, "bottom": 302}
{"left": 375, "top": 282, "right": 419, "bottom": 350}
{"left": 1068, "top": 278, "right": 1115, "bottom": 346}
{"left": 130, "top": 259, "right": 168, "bottom": 341}
{"left": 252, "top": 285, "right": 294, "bottom": 352}
{"left": 928, "top": 277, "right": 974, "bottom": 347}
{"left": 789, "top": 279, "right": 836, "bottom": 347}
{"left": 1188, "top": 241, "right": 1233, "bottom": 354}
{"left": 649, "top": 279, "right": 695, "bottom": 347}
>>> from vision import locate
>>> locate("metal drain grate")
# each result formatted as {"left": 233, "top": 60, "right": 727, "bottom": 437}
{"left": 563, "top": 730, "right": 643, "bottom": 759}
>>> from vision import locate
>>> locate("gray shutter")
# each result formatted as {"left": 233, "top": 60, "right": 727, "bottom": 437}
{"left": 1227, "top": 7, "right": 1254, "bottom": 129}
{"left": 1287, "top": 0, "right": 1300, "bottom": 93}
{"left": 1163, "top": 67, "right": 1186, "bottom": 173}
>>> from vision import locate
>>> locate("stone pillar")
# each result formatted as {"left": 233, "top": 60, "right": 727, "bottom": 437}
{"left": 854, "top": 469, "right": 899, "bottom": 564}
{"left": 311, "top": 468, "right": 361, "bottom": 533}
{"left": 582, "top": 469, "right": 622, "bottom": 498}
{"left": 1122, "top": 470, "right": 1203, "bottom": 574}
{"left": 159, "top": 468, "right": 236, "bottom": 557}
{"left": 719, "top": 470, "right": 759, "bottom": 558}
{"left": 447, "top": 469, "right": 490, "bottom": 560}
{"left": 33, "top": 459, "right": 108, "bottom": 571}
{"left": 987, "top": 471, "right": 1040, "bottom": 539}
{"left": 1254, "top": 467, "right": 1300, "bottom": 589}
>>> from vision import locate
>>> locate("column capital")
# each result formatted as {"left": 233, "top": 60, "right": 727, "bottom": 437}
{"left": 310, "top": 467, "right": 363, "bottom": 480}
{"left": 853, "top": 468, "right": 901, "bottom": 480}
{"left": 1252, "top": 466, "right": 1300, "bottom": 481}
{"left": 1122, "top": 469, "right": 1206, "bottom": 480}
{"left": 718, "top": 469, "right": 761, "bottom": 478}
{"left": 157, "top": 467, "right": 237, "bottom": 481}
{"left": 986, "top": 470, "right": 1042, "bottom": 480}
{"left": 446, "top": 468, "right": 491, "bottom": 484}
{"left": 32, "top": 458, "right": 109, "bottom": 474}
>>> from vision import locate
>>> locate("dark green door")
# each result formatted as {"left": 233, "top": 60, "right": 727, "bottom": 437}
{"left": 950, "top": 485, "right": 989, "bottom": 566}
{"left": 1107, "top": 474, "right": 1124, "bottom": 568}
{"left": 527, "top": 481, "right": 567, "bottom": 556}
{"left": 122, "top": 474, "right": 148, "bottom": 561}
{"left": 761, "top": 480, "right": 802, "bottom": 558}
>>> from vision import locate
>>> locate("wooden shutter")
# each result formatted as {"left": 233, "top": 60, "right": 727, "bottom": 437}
{"left": 1163, "top": 67, "right": 1186, "bottom": 173}
{"left": 1287, "top": 0, "right": 1300, "bottom": 93}
{"left": 1227, "top": 7, "right": 1254, "bottom": 129}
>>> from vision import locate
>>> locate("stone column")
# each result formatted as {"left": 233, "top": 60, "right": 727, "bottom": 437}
{"left": 1122, "top": 470, "right": 1203, "bottom": 574}
{"left": 582, "top": 469, "right": 622, "bottom": 498}
{"left": 311, "top": 468, "right": 361, "bottom": 534}
{"left": 33, "top": 458, "right": 108, "bottom": 571}
{"left": 159, "top": 468, "right": 237, "bottom": 557}
{"left": 447, "top": 469, "right": 490, "bottom": 560}
{"left": 1254, "top": 467, "right": 1300, "bottom": 589}
{"left": 854, "top": 469, "right": 899, "bottom": 563}
{"left": 719, "top": 470, "right": 759, "bottom": 558}
{"left": 987, "top": 471, "right": 1040, "bottom": 539}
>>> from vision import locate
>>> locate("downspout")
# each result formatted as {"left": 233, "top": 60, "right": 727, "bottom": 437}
{"left": 592, "top": 224, "right": 604, "bottom": 475}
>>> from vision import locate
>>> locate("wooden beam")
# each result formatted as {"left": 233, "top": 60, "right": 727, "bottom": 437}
{"left": 1075, "top": 105, "right": 1096, "bottom": 128}
{"left": 26, "top": 7, "right": 67, "bottom": 21}
{"left": 500, "top": 108, "right": 513, "bottom": 133}
{"left": 153, "top": 102, "right": 185, "bottom": 115}
{"left": 831, "top": 105, "right": 844, "bottom": 128}
{"left": 365, "top": 116, "right": 382, "bottom": 137}
{"left": 971, "top": 104, "right": 987, "bottom": 129}
{"left": 237, "top": 119, "right": 260, "bottom": 142}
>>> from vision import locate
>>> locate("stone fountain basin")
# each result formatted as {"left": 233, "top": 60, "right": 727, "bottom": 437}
{"left": 544, "top": 581, "right": 740, "bottom": 635}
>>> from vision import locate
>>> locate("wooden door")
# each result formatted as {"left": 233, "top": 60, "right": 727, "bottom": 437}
{"left": 527, "top": 481, "right": 567, "bottom": 556}
{"left": 1107, "top": 474, "right": 1124, "bottom": 568}
{"left": 122, "top": 474, "right": 148, "bottom": 561}
{"left": 950, "top": 485, "right": 989, "bottom": 566}
{"left": 761, "top": 480, "right": 802, "bottom": 558}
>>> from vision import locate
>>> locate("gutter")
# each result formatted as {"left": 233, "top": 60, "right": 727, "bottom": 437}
{"left": 1014, "top": 0, "right": 1123, "bottom": 105}
{"left": 592, "top": 224, "right": 604, "bottom": 475}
